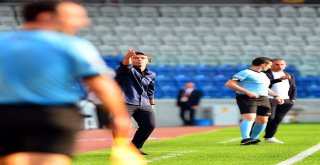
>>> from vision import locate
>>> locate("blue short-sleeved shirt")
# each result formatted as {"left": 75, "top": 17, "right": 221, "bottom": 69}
{"left": 0, "top": 30, "right": 113, "bottom": 105}
{"left": 231, "top": 69, "right": 270, "bottom": 96}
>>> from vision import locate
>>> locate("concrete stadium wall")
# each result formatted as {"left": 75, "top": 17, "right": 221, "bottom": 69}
{"left": 153, "top": 99, "right": 320, "bottom": 127}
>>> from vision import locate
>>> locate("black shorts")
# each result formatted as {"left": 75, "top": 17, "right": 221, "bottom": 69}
{"left": 236, "top": 95, "right": 271, "bottom": 116}
{"left": 0, "top": 104, "right": 82, "bottom": 157}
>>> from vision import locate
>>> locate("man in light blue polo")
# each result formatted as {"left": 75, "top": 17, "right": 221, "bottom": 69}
{"left": 225, "top": 57, "right": 284, "bottom": 145}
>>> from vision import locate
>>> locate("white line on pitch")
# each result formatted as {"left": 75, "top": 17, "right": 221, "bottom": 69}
{"left": 276, "top": 143, "right": 320, "bottom": 165}
{"left": 147, "top": 150, "right": 196, "bottom": 163}
{"left": 217, "top": 137, "right": 242, "bottom": 144}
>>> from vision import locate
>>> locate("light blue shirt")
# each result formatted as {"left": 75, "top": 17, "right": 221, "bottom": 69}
{"left": 231, "top": 69, "right": 270, "bottom": 96}
{"left": 0, "top": 30, "right": 112, "bottom": 105}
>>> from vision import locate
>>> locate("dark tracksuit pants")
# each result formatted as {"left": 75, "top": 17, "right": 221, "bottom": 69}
{"left": 127, "top": 104, "right": 155, "bottom": 149}
{"left": 264, "top": 99, "right": 294, "bottom": 138}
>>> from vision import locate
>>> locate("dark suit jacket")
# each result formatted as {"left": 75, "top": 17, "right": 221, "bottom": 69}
{"left": 177, "top": 89, "right": 203, "bottom": 108}
{"left": 264, "top": 69, "right": 297, "bottom": 101}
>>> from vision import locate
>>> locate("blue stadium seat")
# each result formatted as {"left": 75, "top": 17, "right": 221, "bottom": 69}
{"left": 174, "top": 65, "right": 196, "bottom": 76}
{"left": 193, "top": 75, "right": 213, "bottom": 87}
{"left": 174, "top": 74, "right": 193, "bottom": 88}
{"left": 160, "top": 85, "right": 179, "bottom": 98}
{"left": 200, "top": 85, "right": 222, "bottom": 98}
{"left": 305, "top": 85, "right": 320, "bottom": 98}
{"left": 296, "top": 75, "right": 317, "bottom": 87}
{"left": 211, "top": 75, "right": 230, "bottom": 87}
{"left": 195, "top": 65, "right": 216, "bottom": 75}
{"left": 214, "top": 65, "right": 237, "bottom": 77}
{"left": 156, "top": 75, "right": 176, "bottom": 87}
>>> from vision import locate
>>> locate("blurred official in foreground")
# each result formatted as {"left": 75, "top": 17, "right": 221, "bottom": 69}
{"left": 0, "top": 1, "right": 145, "bottom": 165}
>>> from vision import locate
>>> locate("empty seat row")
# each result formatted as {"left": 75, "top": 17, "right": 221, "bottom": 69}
{"left": 81, "top": 5, "right": 320, "bottom": 18}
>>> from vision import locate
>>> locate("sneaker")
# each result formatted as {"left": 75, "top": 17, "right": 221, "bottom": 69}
{"left": 138, "top": 149, "right": 148, "bottom": 155}
{"left": 250, "top": 139, "right": 261, "bottom": 145}
{"left": 265, "top": 137, "right": 284, "bottom": 144}
{"left": 240, "top": 138, "right": 255, "bottom": 145}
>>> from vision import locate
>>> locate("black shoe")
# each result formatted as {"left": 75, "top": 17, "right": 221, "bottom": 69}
{"left": 139, "top": 149, "right": 148, "bottom": 155}
{"left": 240, "top": 138, "right": 255, "bottom": 145}
{"left": 250, "top": 139, "right": 261, "bottom": 145}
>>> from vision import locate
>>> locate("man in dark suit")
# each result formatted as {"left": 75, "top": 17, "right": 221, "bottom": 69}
{"left": 177, "top": 82, "right": 203, "bottom": 126}
{"left": 263, "top": 58, "right": 296, "bottom": 143}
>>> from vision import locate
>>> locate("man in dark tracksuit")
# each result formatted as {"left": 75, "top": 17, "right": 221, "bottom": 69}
{"left": 263, "top": 58, "right": 296, "bottom": 143}
{"left": 115, "top": 50, "right": 156, "bottom": 155}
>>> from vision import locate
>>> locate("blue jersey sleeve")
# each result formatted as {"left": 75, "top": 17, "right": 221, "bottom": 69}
{"left": 68, "top": 39, "right": 115, "bottom": 78}
{"left": 232, "top": 70, "right": 247, "bottom": 82}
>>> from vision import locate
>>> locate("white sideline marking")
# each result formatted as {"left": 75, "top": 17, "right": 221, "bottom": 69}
{"left": 217, "top": 137, "right": 242, "bottom": 144}
{"left": 147, "top": 150, "right": 196, "bottom": 163}
{"left": 276, "top": 143, "right": 320, "bottom": 165}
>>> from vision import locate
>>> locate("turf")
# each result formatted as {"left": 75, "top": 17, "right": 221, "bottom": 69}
{"left": 72, "top": 123, "right": 320, "bottom": 165}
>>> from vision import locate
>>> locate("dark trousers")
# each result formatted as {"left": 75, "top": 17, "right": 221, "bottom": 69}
{"left": 264, "top": 99, "right": 294, "bottom": 138}
{"left": 127, "top": 105, "right": 155, "bottom": 149}
{"left": 179, "top": 103, "right": 195, "bottom": 126}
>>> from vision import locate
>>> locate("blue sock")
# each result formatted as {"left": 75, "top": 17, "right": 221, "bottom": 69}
{"left": 251, "top": 123, "right": 267, "bottom": 139}
{"left": 240, "top": 120, "right": 254, "bottom": 139}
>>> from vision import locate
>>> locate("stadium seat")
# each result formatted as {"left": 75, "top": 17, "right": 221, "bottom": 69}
{"left": 136, "top": 17, "right": 157, "bottom": 27}
{"left": 293, "top": 26, "right": 313, "bottom": 36}
{"left": 221, "top": 45, "right": 242, "bottom": 56}
{"left": 262, "top": 45, "right": 283, "bottom": 57}
{"left": 151, "top": 65, "right": 175, "bottom": 76}
{"left": 217, "top": 56, "right": 241, "bottom": 66}
{"left": 296, "top": 17, "right": 317, "bottom": 27}
{"left": 112, "top": 26, "right": 132, "bottom": 36}
{"left": 101, "top": 34, "right": 122, "bottom": 46}
{"left": 82, "top": 35, "right": 102, "bottom": 45}
{"left": 306, "top": 36, "right": 320, "bottom": 46}
{"left": 156, "top": 17, "right": 178, "bottom": 27}
{"left": 117, "top": 45, "right": 138, "bottom": 55}
{"left": 213, "top": 26, "right": 234, "bottom": 36}
{"left": 224, "top": 35, "right": 245, "bottom": 46}
{"left": 253, "top": 26, "right": 274, "bottom": 36}
{"left": 286, "top": 36, "right": 306, "bottom": 47}
{"left": 299, "top": 55, "right": 320, "bottom": 66}
{"left": 195, "top": 65, "right": 216, "bottom": 75}
{"left": 159, "top": 6, "right": 181, "bottom": 17}
{"left": 259, "top": 6, "right": 279, "bottom": 17}
{"left": 95, "top": 17, "right": 117, "bottom": 26}
{"left": 176, "top": 17, "right": 197, "bottom": 27}
{"left": 174, "top": 75, "right": 193, "bottom": 88}
{"left": 282, "top": 56, "right": 302, "bottom": 66}
{"left": 100, "top": 6, "right": 121, "bottom": 17}
{"left": 177, "top": 45, "right": 201, "bottom": 56}
{"left": 0, "top": 5, "right": 15, "bottom": 16}
{"left": 119, "top": 6, "right": 140, "bottom": 17}
{"left": 195, "top": 17, "right": 216, "bottom": 27}
{"left": 237, "top": 17, "right": 257, "bottom": 27}
{"left": 180, "top": 6, "right": 199, "bottom": 17}
{"left": 115, "top": 17, "right": 137, "bottom": 26}
{"left": 279, "top": 6, "right": 298, "bottom": 17}
{"left": 0, "top": 25, "right": 14, "bottom": 32}
{"left": 276, "top": 17, "right": 297, "bottom": 27}
{"left": 239, "top": 6, "right": 260, "bottom": 17}
{"left": 182, "top": 35, "right": 203, "bottom": 46}
{"left": 77, "top": 27, "right": 93, "bottom": 36}
{"left": 265, "top": 36, "right": 286, "bottom": 46}
{"left": 173, "top": 26, "right": 193, "bottom": 36}
{"left": 283, "top": 45, "right": 304, "bottom": 56}
{"left": 137, "top": 45, "right": 160, "bottom": 56}
{"left": 298, "top": 6, "right": 317, "bottom": 17}
{"left": 219, "top": 6, "right": 239, "bottom": 17}
{"left": 211, "top": 74, "right": 230, "bottom": 86}
{"left": 83, "top": 5, "right": 101, "bottom": 17}
{"left": 203, "top": 35, "right": 225, "bottom": 46}
{"left": 133, "top": 26, "right": 154, "bottom": 36}
{"left": 160, "top": 85, "right": 179, "bottom": 98}
{"left": 192, "top": 26, "right": 214, "bottom": 36}
{"left": 305, "top": 85, "right": 320, "bottom": 98}
{"left": 174, "top": 65, "right": 197, "bottom": 76}
{"left": 193, "top": 75, "right": 213, "bottom": 88}
{"left": 199, "top": 6, "right": 219, "bottom": 17}
{"left": 241, "top": 45, "right": 263, "bottom": 56}
{"left": 238, "top": 56, "right": 255, "bottom": 66}
{"left": 120, "top": 35, "right": 141, "bottom": 46}
{"left": 154, "top": 26, "right": 174, "bottom": 36}
{"left": 156, "top": 75, "right": 176, "bottom": 87}
{"left": 201, "top": 85, "right": 223, "bottom": 98}
{"left": 303, "top": 45, "right": 320, "bottom": 56}
{"left": 233, "top": 26, "right": 254, "bottom": 36}
{"left": 200, "top": 45, "right": 222, "bottom": 56}
{"left": 244, "top": 35, "right": 266, "bottom": 46}
{"left": 139, "top": 6, "right": 159, "bottom": 17}
{"left": 158, "top": 45, "right": 180, "bottom": 56}
{"left": 162, "top": 35, "right": 184, "bottom": 46}
{"left": 176, "top": 55, "right": 199, "bottom": 66}
{"left": 197, "top": 55, "right": 220, "bottom": 66}
{"left": 296, "top": 65, "right": 319, "bottom": 76}
{"left": 216, "top": 17, "right": 238, "bottom": 27}
{"left": 98, "top": 45, "right": 120, "bottom": 56}
{"left": 141, "top": 35, "right": 162, "bottom": 46}
{"left": 0, "top": 16, "right": 18, "bottom": 26}
{"left": 154, "top": 55, "right": 178, "bottom": 66}
{"left": 92, "top": 25, "right": 114, "bottom": 36}
{"left": 256, "top": 17, "right": 277, "bottom": 27}
{"left": 273, "top": 26, "right": 294, "bottom": 37}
